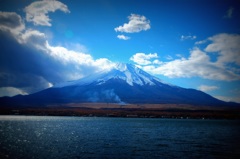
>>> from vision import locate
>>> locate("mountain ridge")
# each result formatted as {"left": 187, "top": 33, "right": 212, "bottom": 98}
{"left": 54, "top": 63, "right": 172, "bottom": 88}
{"left": 0, "top": 63, "right": 239, "bottom": 107}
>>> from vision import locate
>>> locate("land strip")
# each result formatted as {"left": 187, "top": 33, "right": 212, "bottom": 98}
{"left": 1, "top": 103, "right": 240, "bottom": 119}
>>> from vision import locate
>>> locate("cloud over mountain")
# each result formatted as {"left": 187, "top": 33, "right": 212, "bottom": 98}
{"left": 130, "top": 53, "right": 158, "bottom": 65}
{"left": 198, "top": 85, "right": 219, "bottom": 92}
{"left": 0, "top": 1, "right": 114, "bottom": 96}
{"left": 131, "top": 34, "right": 240, "bottom": 81}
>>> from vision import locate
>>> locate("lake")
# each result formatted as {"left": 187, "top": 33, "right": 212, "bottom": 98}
{"left": 0, "top": 115, "right": 240, "bottom": 159}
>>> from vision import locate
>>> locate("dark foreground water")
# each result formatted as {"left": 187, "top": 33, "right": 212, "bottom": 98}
{"left": 0, "top": 116, "right": 240, "bottom": 159}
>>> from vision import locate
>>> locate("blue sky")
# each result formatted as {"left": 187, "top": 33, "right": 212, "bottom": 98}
{"left": 0, "top": 0, "right": 240, "bottom": 103}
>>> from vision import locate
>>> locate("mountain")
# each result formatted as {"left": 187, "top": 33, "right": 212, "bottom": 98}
{"left": 0, "top": 63, "right": 236, "bottom": 107}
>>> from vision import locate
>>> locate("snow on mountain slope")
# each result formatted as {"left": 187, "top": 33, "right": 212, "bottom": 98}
{"left": 54, "top": 63, "right": 172, "bottom": 88}
{"left": 1, "top": 63, "right": 235, "bottom": 106}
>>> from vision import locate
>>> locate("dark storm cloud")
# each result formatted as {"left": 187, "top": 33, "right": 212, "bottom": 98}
{"left": 0, "top": 30, "right": 54, "bottom": 94}
{"left": 0, "top": 11, "right": 23, "bottom": 29}
{"left": 0, "top": 11, "right": 25, "bottom": 34}
{"left": 0, "top": 0, "right": 115, "bottom": 97}
{"left": 0, "top": 30, "right": 74, "bottom": 86}
{"left": 0, "top": 11, "right": 114, "bottom": 96}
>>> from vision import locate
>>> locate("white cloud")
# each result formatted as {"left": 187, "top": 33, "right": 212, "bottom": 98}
{"left": 131, "top": 33, "right": 240, "bottom": 81}
{"left": 180, "top": 35, "right": 197, "bottom": 41}
{"left": 132, "top": 47, "right": 240, "bottom": 81}
{"left": 114, "top": 14, "right": 150, "bottom": 33}
{"left": 153, "top": 59, "right": 162, "bottom": 65}
{"left": 117, "top": 34, "right": 130, "bottom": 40}
{"left": 0, "top": 87, "right": 28, "bottom": 97}
{"left": 24, "top": 0, "right": 70, "bottom": 26}
{"left": 46, "top": 43, "right": 115, "bottom": 74}
{"left": 46, "top": 43, "right": 93, "bottom": 65}
{"left": 64, "top": 43, "right": 89, "bottom": 53}
{"left": 176, "top": 54, "right": 184, "bottom": 58}
{"left": 215, "top": 95, "right": 240, "bottom": 103}
{"left": 205, "top": 33, "right": 240, "bottom": 66}
{"left": 20, "top": 29, "right": 47, "bottom": 51}
{"left": 195, "top": 40, "right": 207, "bottom": 45}
{"left": 223, "top": 7, "right": 234, "bottom": 19}
{"left": 165, "top": 55, "right": 173, "bottom": 60}
{"left": 198, "top": 85, "right": 219, "bottom": 92}
{"left": 130, "top": 53, "right": 158, "bottom": 65}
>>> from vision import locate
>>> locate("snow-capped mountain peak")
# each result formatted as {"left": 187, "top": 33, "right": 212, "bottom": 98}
{"left": 55, "top": 63, "right": 166, "bottom": 87}
{"left": 93, "top": 63, "right": 163, "bottom": 86}
{"left": 115, "top": 63, "right": 128, "bottom": 71}
{"left": 4, "top": 63, "right": 230, "bottom": 106}
{"left": 112, "top": 63, "right": 157, "bottom": 86}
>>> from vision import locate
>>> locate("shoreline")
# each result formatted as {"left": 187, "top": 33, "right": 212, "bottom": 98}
{"left": 1, "top": 106, "right": 240, "bottom": 120}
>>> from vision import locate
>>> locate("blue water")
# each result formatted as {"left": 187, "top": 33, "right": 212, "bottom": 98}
{"left": 0, "top": 116, "right": 240, "bottom": 159}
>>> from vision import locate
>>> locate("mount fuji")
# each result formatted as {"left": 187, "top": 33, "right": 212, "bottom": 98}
{"left": 0, "top": 63, "right": 235, "bottom": 107}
